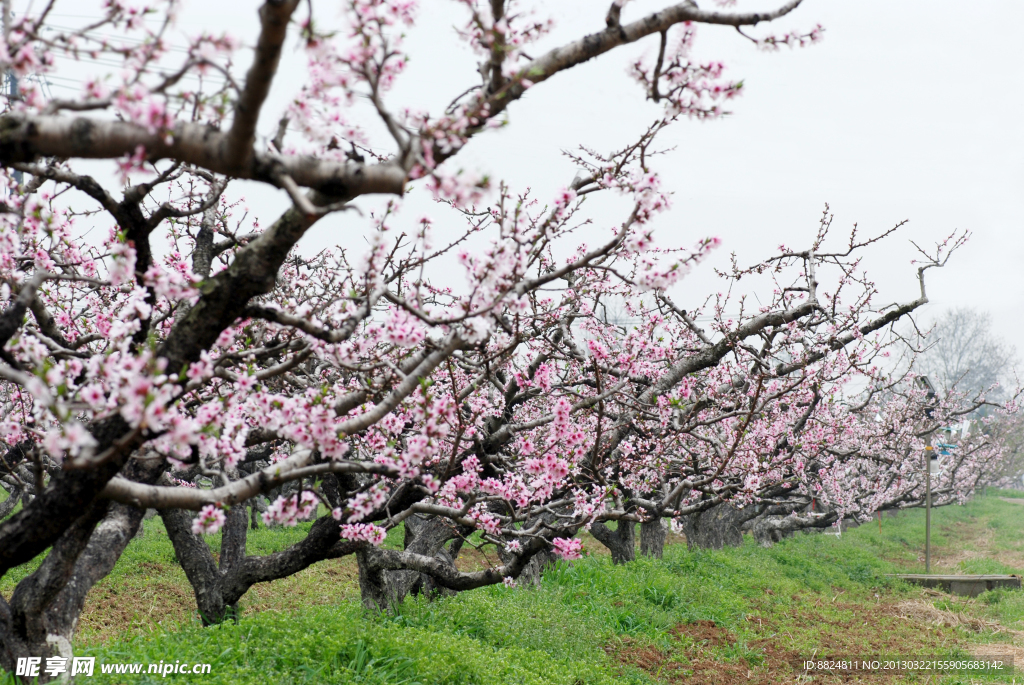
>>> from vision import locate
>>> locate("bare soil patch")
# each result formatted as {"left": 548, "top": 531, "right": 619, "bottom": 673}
{"left": 925, "top": 514, "right": 1024, "bottom": 572}
{"left": 608, "top": 614, "right": 943, "bottom": 684}
{"left": 78, "top": 581, "right": 195, "bottom": 643}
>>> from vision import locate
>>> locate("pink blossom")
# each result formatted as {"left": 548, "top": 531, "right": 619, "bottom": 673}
{"left": 340, "top": 523, "right": 387, "bottom": 546}
{"left": 551, "top": 537, "right": 583, "bottom": 560}
{"left": 192, "top": 505, "right": 227, "bottom": 535}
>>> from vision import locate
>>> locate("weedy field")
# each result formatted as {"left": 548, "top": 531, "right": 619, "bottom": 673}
{"left": 5, "top": 489, "right": 1024, "bottom": 684}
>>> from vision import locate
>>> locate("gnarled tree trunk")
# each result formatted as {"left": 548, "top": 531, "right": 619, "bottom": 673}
{"left": 161, "top": 506, "right": 240, "bottom": 625}
{"left": 1, "top": 456, "right": 164, "bottom": 680}
{"left": 748, "top": 511, "right": 840, "bottom": 547}
{"left": 589, "top": 520, "right": 636, "bottom": 564}
{"left": 639, "top": 517, "right": 667, "bottom": 559}
{"left": 357, "top": 535, "right": 555, "bottom": 611}
{"left": 162, "top": 503, "right": 359, "bottom": 625}
{"left": 750, "top": 515, "right": 795, "bottom": 547}
{"left": 499, "top": 547, "right": 557, "bottom": 588}
{"left": 0, "top": 488, "right": 21, "bottom": 520}
{"left": 679, "top": 503, "right": 753, "bottom": 550}
{"left": 356, "top": 515, "right": 465, "bottom": 611}
{"left": 3, "top": 501, "right": 110, "bottom": 679}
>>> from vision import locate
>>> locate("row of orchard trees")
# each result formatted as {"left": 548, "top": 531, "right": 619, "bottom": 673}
{"left": 0, "top": 0, "right": 1016, "bottom": 676}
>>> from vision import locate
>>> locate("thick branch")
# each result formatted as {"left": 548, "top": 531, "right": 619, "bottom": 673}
{"left": 0, "top": 271, "right": 47, "bottom": 348}
{"left": 219, "top": 517, "right": 360, "bottom": 604}
{"left": 359, "top": 536, "right": 547, "bottom": 594}
{"left": 0, "top": 114, "right": 406, "bottom": 198}
{"left": 102, "top": 449, "right": 316, "bottom": 510}
{"left": 0, "top": 414, "right": 140, "bottom": 578}
{"left": 224, "top": 0, "right": 299, "bottom": 170}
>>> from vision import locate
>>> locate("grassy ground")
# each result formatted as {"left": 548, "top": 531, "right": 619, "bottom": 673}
{"left": 5, "top": 491, "right": 1024, "bottom": 683}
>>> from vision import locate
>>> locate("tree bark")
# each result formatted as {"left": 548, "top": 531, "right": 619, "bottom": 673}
{"left": 2, "top": 501, "right": 109, "bottom": 678}
{"left": 161, "top": 502, "right": 362, "bottom": 626}
{"left": 590, "top": 520, "right": 636, "bottom": 564}
{"left": 679, "top": 502, "right": 753, "bottom": 550}
{"left": 219, "top": 521, "right": 359, "bottom": 605}
{"left": 497, "top": 511, "right": 569, "bottom": 586}
{"left": 161, "top": 508, "right": 234, "bottom": 625}
{"left": 748, "top": 511, "right": 840, "bottom": 547}
{"left": 355, "top": 547, "right": 393, "bottom": 613}
{"left": 219, "top": 504, "right": 249, "bottom": 575}
{"left": 41, "top": 457, "right": 166, "bottom": 645}
{"left": 639, "top": 518, "right": 667, "bottom": 559}
{"left": 249, "top": 501, "right": 261, "bottom": 530}
{"left": 0, "top": 488, "right": 20, "bottom": 520}
{"left": 509, "top": 549, "right": 558, "bottom": 588}
{"left": 357, "top": 535, "right": 553, "bottom": 611}
{"left": 43, "top": 502, "right": 150, "bottom": 639}
{"left": 355, "top": 515, "right": 465, "bottom": 611}
{"left": 0, "top": 415, "right": 140, "bottom": 579}
{"left": 750, "top": 515, "right": 795, "bottom": 547}
{"left": 0, "top": 455, "right": 166, "bottom": 678}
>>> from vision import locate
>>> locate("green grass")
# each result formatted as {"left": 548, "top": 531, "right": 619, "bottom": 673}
{"left": 76, "top": 522, "right": 963, "bottom": 683}
{"left": 68, "top": 538, "right": 915, "bottom": 685}
{"left": 7, "top": 492, "right": 1024, "bottom": 683}
{"left": 78, "top": 601, "right": 639, "bottom": 685}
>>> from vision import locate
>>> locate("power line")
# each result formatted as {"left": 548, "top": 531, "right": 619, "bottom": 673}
{"left": 42, "top": 23, "right": 193, "bottom": 55}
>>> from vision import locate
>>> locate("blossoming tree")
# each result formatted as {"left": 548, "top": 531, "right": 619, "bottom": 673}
{"left": 0, "top": 0, "right": 1005, "bottom": 674}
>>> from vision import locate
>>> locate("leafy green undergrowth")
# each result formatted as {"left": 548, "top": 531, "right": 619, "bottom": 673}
{"left": 68, "top": 525, "right": 945, "bottom": 684}
{"left": 80, "top": 602, "right": 637, "bottom": 685}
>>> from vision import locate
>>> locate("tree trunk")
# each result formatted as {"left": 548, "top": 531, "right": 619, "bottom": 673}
{"left": 358, "top": 533, "right": 556, "bottom": 611}
{"left": 589, "top": 520, "right": 636, "bottom": 564}
{"left": 419, "top": 546, "right": 459, "bottom": 600}
{"left": 218, "top": 518, "right": 359, "bottom": 606}
{"left": 749, "top": 511, "right": 840, "bottom": 547}
{"left": 519, "top": 550, "right": 557, "bottom": 586}
{"left": 249, "top": 501, "right": 260, "bottom": 530}
{"left": 448, "top": 536, "right": 465, "bottom": 560}
{"left": 161, "top": 508, "right": 234, "bottom": 625}
{"left": 162, "top": 500, "right": 362, "bottom": 626}
{"left": 498, "top": 510, "right": 576, "bottom": 584}
{"left": 679, "top": 503, "right": 752, "bottom": 549}
{"left": 355, "top": 547, "right": 390, "bottom": 612}
{"left": 2, "top": 501, "right": 110, "bottom": 680}
{"left": 219, "top": 505, "right": 249, "bottom": 575}
{"left": 356, "top": 515, "right": 463, "bottom": 610}
{"left": 750, "top": 515, "right": 795, "bottom": 547}
{"left": 43, "top": 501, "right": 151, "bottom": 639}
{"left": 639, "top": 518, "right": 667, "bottom": 559}
{"left": 162, "top": 460, "right": 369, "bottom": 625}
{"left": 0, "top": 488, "right": 21, "bottom": 520}
{"left": 1, "top": 456, "right": 164, "bottom": 680}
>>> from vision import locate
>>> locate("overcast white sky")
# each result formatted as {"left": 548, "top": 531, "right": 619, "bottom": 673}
{"left": 28, "top": 0, "right": 1024, "bottom": 356}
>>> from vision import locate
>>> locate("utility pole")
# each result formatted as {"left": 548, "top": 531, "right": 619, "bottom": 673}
{"left": 917, "top": 375, "right": 937, "bottom": 575}
{"left": 925, "top": 440, "right": 932, "bottom": 573}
